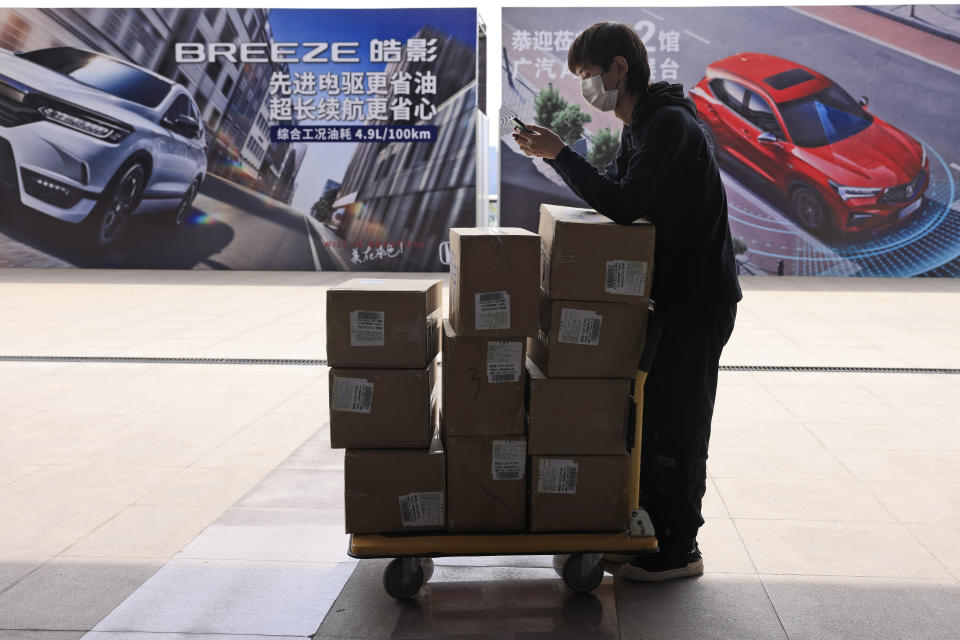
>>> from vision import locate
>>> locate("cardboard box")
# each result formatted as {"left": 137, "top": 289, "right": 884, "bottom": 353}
{"left": 528, "top": 295, "right": 647, "bottom": 378}
{"left": 326, "top": 278, "right": 441, "bottom": 368}
{"left": 446, "top": 435, "right": 527, "bottom": 532}
{"left": 449, "top": 227, "right": 540, "bottom": 338}
{"left": 526, "top": 359, "right": 630, "bottom": 455}
{"left": 529, "top": 455, "right": 630, "bottom": 532}
{"left": 442, "top": 320, "right": 525, "bottom": 437}
{"left": 539, "top": 204, "right": 655, "bottom": 304}
{"left": 344, "top": 434, "right": 445, "bottom": 534}
{"left": 329, "top": 360, "right": 438, "bottom": 449}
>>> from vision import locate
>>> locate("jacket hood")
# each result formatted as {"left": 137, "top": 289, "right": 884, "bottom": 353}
{"left": 635, "top": 81, "right": 699, "bottom": 121}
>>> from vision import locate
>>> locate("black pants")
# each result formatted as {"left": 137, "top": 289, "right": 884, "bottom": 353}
{"left": 639, "top": 302, "right": 737, "bottom": 551}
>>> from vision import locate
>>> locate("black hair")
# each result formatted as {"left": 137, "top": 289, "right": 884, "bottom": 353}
{"left": 567, "top": 21, "right": 651, "bottom": 95}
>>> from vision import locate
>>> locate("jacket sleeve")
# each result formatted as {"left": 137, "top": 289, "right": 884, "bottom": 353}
{"left": 602, "top": 128, "right": 630, "bottom": 180}
{"left": 543, "top": 111, "right": 688, "bottom": 225}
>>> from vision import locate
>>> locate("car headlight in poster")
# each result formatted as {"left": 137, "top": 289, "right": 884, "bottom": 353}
{"left": 500, "top": 5, "right": 960, "bottom": 277}
{"left": 0, "top": 7, "right": 480, "bottom": 271}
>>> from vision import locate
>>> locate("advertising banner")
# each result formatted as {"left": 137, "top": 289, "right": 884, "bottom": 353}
{"left": 0, "top": 8, "right": 480, "bottom": 270}
{"left": 501, "top": 6, "right": 960, "bottom": 277}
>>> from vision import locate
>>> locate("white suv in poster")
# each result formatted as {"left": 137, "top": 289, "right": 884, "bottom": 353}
{"left": 0, "top": 46, "right": 206, "bottom": 247}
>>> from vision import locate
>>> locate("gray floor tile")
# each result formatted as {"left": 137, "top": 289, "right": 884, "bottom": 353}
{"left": 762, "top": 575, "right": 960, "bottom": 640}
{"left": 432, "top": 555, "right": 555, "bottom": 568}
{"left": 803, "top": 422, "right": 954, "bottom": 452}
{"left": 136, "top": 467, "right": 271, "bottom": 508}
{"left": 616, "top": 573, "right": 788, "bottom": 640}
{"left": 316, "top": 560, "right": 618, "bottom": 639}
{"left": 279, "top": 427, "right": 344, "bottom": 471}
{"left": 239, "top": 413, "right": 326, "bottom": 442}
{"left": 237, "top": 469, "right": 343, "bottom": 509}
{"left": 734, "top": 519, "right": 950, "bottom": 579}
{"left": 0, "top": 560, "right": 47, "bottom": 594}
{"left": 891, "top": 403, "right": 960, "bottom": 428}
{"left": 781, "top": 402, "right": 912, "bottom": 425}
{"left": 91, "top": 559, "right": 355, "bottom": 636}
{"left": 865, "top": 481, "right": 960, "bottom": 524}
{"left": 702, "top": 478, "right": 729, "bottom": 519}
{"left": 709, "top": 421, "right": 822, "bottom": 449}
{"left": 714, "top": 478, "right": 892, "bottom": 522}
{"left": 906, "top": 523, "right": 960, "bottom": 580}
{"left": 84, "top": 634, "right": 303, "bottom": 639}
{"left": 831, "top": 450, "right": 960, "bottom": 482}
{"left": 698, "top": 518, "right": 756, "bottom": 574}
{"left": 62, "top": 505, "right": 224, "bottom": 559}
{"left": 0, "top": 559, "right": 163, "bottom": 630}
{"left": 178, "top": 507, "right": 351, "bottom": 563}
{"left": 0, "top": 464, "right": 179, "bottom": 506}
{"left": 0, "top": 501, "right": 127, "bottom": 562}
{"left": 0, "top": 632, "right": 84, "bottom": 640}
{"left": 713, "top": 402, "right": 799, "bottom": 424}
{"left": 0, "top": 463, "right": 44, "bottom": 490}
{"left": 764, "top": 384, "right": 879, "bottom": 404}
{"left": 189, "top": 433, "right": 311, "bottom": 470}
{"left": 708, "top": 447, "right": 853, "bottom": 480}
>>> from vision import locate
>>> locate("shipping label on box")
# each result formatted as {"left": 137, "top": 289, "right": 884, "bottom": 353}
{"left": 475, "top": 291, "right": 511, "bottom": 330}
{"left": 399, "top": 492, "right": 445, "bottom": 528}
{"left": 349, "top": 310, "right": 385, "bottom": 346}
{"left": 491, "top": 440, "right": 527, "bottom": 480}
{"left": 486, "top": 341, "right": 523, "bottom": 383}
{"left": 537, "top": 458, "right": 579, "bottom": 494}
{"left": 331, "top": 376, "right": 374, "bottom": 413}
{"left": 604, "top": 260, "right": 648, "bottom": 297}
{"left": 558, "top": 308, "right": 603, "bottom": 346}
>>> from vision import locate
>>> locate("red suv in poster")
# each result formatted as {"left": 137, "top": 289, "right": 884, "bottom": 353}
{"left": 691, "top": 53, "right": 929, "bottom": 235}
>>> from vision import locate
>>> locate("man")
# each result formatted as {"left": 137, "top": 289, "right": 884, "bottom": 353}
{"left": 513, "top": 21, "right": 742, "bottom": 582}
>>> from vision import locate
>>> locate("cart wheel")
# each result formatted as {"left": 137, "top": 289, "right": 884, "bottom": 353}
{"left": 383, "top": 558, "right": 425, "bottom": 600}
{"left": 561, "top": 553, "right": 604, "bottom": 593}
{"left": 420, "top": 558, "right": 435, "bottom": 583}
{"left": 552, "top": 554, "right": 570, "bottom": 578}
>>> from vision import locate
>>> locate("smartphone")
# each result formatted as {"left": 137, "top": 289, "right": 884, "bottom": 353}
{"left": 510, "top": 116, "right": 534, "bottom": 134}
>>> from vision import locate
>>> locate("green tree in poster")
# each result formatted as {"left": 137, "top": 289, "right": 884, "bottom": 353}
{"left": 533, "top": 85, "right": 567, "bottom": 129}
{"left": 532, "top": 84, "right": 591, "bottom": 148}
{"left": 551, "top": 104, "right": 592, "bottom": 147}
{"left": 311, "top": 189, "right": 338, "bottom": 223}
{"left": 588, "top": 127, "right": 620, "bottom": 169}
{"left": 732, "top": 237, "right": 748, "bottom": 255}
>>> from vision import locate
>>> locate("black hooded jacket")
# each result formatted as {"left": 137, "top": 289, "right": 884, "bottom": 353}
{"left": 544, "top": 82, "right": 742, "bottom": 310}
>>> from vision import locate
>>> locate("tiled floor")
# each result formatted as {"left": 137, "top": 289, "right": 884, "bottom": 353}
{"left": 0, "top": 269, "right": 958, "bottom": 639}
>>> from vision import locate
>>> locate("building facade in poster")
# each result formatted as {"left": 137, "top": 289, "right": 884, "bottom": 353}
{"left": 500, "top": 6, "right": 960, "bottom": 277}
{"left": 0, "top": 8, "right": 481, "bottom": 270}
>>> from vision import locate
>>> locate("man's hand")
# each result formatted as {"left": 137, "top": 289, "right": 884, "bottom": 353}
{"left": 513, "top": 124, "right": 566, "bottom": 160}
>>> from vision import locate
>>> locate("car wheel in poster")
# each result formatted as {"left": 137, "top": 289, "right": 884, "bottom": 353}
{"left": 88, "top": 162, "right": 146, "bottom": 249}
{"left": 170, "top": 178, "right": 200, "bottom": 228}
{"left": 791, "top": 184, "right": 830, "bottom": 233}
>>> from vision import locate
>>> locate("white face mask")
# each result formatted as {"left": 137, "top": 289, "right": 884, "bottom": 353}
{"left": 581, "top": 69, "right": 619, "bottom": 112}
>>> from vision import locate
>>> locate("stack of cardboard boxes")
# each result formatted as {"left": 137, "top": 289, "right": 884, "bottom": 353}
{"left": 444, "top": 227, "right": 540, "bottom": 531}
{"left": 527, "top": 204, "right": 655, "bottom": 532}
{"left": 327, "top": 279, "right": 445, "bottom": 534}
{"left": 331, "top": 207, "right": 654, "bottom": 537}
